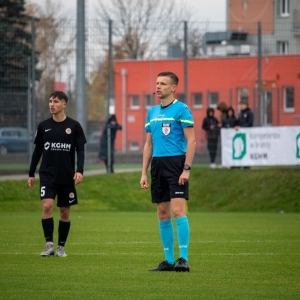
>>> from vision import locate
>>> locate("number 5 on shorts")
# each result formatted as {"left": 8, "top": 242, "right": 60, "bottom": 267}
{"left": 41, "top": 186, "right": 46, "bottom": 197}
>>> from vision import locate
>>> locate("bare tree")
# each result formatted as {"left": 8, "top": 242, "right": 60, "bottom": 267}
{"left": 95, "top": 0, "right": 177, "bottom": 59}
{"left": 166, "top": 6, "right": 209, "bottom": 58}
{"left": 26, "top": 1, "right": 75, "bottom": 121}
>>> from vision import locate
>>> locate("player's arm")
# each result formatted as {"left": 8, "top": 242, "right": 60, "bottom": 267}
{"left": 74, "top": 144, "right": 85, "bottom": 185}
{"left": 28, "top": 143, "right": 43, "bottom": 189}
{"left": 140, "top": 132, "right": 152, "bottom": 189}
{"left": 179, "top": 127, "right": 196, "bottom": 185}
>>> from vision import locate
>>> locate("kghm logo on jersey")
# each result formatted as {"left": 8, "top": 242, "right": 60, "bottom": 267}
{"left": 162, "top": 123, "right": 171, "bottom": 135}
{"left": 44, "top": 141, "right": 71, "bottom": 151}
{"left": 69, "top": 192, "right": 75, "bottom": 199}
{"left": 66, "top": 128, "right": 72, "bottom": 134}
{"left": 44, "top": 142, "right": 50, "bottom": 150}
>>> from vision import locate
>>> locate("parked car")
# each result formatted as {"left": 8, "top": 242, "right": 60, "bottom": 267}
{"left": 86, "top": 131, "right": 101, "bottom": 152}
{"left": 0, "top": 127, "right": 29, "bottom": 155}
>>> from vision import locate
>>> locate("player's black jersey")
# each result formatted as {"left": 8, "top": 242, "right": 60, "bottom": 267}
{"left": 34, "top": 117, "right": 86, "bottom": 184}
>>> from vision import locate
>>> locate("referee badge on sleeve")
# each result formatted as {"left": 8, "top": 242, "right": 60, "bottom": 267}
{"left": 162, "top": 123, "right": 171, "bottom": 135}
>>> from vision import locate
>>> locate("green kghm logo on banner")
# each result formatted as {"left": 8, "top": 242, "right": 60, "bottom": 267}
{"left": 296, "top": 133, "right": 300, "bottom": 158}
{"left": 232, "top": 133, "right": 246, "bottom": 160}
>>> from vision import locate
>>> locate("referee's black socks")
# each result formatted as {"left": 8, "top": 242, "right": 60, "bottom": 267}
{"left": 42, "top": 217, "right": 54, "bottom": 243}
{"left": 58, "top": 220, "right": 71, "bottom": 247}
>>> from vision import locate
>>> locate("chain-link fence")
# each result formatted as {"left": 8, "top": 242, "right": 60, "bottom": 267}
{"left": 0, "top": 15, "right": 299, "bottom": 169}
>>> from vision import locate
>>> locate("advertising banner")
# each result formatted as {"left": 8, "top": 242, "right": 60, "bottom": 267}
{"left": 221, "top": 126, "right": 300, "bottom": 167}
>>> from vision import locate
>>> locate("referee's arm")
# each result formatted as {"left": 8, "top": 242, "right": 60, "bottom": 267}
{"left": 184, "top": 127, "right": 196, "bottom": 167}
{"left": 140, "top": 132, "right": 152, "bottom": 188}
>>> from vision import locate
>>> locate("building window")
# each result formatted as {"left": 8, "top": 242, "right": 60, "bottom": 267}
{"left": 129, "top": 141, "right": 139, "bottom": 151}
{"left": 277, "top": 0, "right": 290, "bottom": 17}
{"left": 277, "top": 41, "right": 289, "bottom": 54}
{"left": 238, "top": 88, "right": 249, "bottom": 104}
{"left": 192, "top": 93, "right": 203, "bottom": 108}
{"left": 130, "top": 95, "right": 139, "bottom": 109}
{"left": 176, "top": 93, "right": 186, "bottom": 103}
{"left": 208, "top": 92, "right": 219, "bottom": 108}
{"left": 284, "top": 86, "right": 294, "bottom": 112}
{"left": 144, "top": 94, "right": 154, "bottom": 108}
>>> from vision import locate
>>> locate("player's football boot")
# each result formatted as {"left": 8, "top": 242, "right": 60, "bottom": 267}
{"left": 174, "top": 257, "right": 190, "bottom": 272}
{"left": 149, "top": 260, "right": 175, "bottom": 271}
{"left": 40, "top": 242, "right": 54, "bottom": 257}
{"left": 56, "top": 246, "right": 67, "bottom": 257}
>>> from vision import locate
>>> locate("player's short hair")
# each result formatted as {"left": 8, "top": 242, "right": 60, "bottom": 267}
{"left": 157, "top": 71, "right": 179, "bottom": 86}
{"left": 49, "top": 91, "right": 68, "bottom": 103}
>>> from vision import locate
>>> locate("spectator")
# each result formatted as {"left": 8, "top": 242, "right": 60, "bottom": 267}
{"left": 222, "top": 107, "right": 238, "bottom": 128}
{"left": 216, "top": 101, "right": 228, "bottom": 123}
{"left": 202, "top": 108, "right": 220, "bottom": 169}
{"left": 235, "top": 100, "right": 254, "bottom": 169}
{"left": 235, "top": 100, "right": 254, "bottom": 129}
{"left": 98, "top": 115, "right": 122, "bottom": 173}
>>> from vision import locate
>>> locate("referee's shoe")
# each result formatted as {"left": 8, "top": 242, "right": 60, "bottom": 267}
{"left": 174, "top": 257, "right": 190, "bottom": 272}
{"left": 149, "top": 260, "right": 175, "bottom": 271}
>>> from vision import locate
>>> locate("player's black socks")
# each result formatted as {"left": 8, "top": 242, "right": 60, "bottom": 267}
{"left": 42, "top": 217, "right": 54, "bottom": 243}
{"left": 58, "top": 220, "right": 71, "bottom": 247}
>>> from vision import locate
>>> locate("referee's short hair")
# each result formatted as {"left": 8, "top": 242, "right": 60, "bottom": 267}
{"left": 49, "top": 91, "right": 68, "bottom": 103}
{"left": 157, "top": 71, "right": 179, "bottom": 86}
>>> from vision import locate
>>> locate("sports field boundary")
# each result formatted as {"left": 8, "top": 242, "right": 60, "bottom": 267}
{"left": 0, "top": 168, "right": 140, "bottom": 181}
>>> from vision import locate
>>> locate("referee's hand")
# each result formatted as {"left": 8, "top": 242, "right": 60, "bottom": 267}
{"left": 178, "top": 170, "right": 190, "bottom": 185}
{"left": 140, "top": 175, "right": 149, "bottom": 189}
{"left": 74, "top": 172, "right": 83, "bottom": 185}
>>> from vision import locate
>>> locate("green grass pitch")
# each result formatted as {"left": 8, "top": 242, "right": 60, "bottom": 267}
{"left": 0, "top": 211, "right": 299, "bottom": 299}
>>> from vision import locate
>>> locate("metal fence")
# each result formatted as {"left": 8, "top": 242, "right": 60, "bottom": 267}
{"left": 0, "top": 17, "right": 299, "bottom": 168}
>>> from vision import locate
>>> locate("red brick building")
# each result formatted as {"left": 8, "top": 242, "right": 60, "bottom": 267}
{"left": 114, "top": 55, "right": 300, "bottom": 152}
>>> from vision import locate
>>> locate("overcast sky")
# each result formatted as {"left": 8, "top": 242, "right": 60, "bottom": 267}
{"left": 27, "top": 0, "right": 226, "bottom": 23}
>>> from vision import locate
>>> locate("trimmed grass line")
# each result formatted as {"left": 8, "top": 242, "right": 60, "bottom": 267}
{"left": 1, "top": 252, "right": 299, "bottom": 256}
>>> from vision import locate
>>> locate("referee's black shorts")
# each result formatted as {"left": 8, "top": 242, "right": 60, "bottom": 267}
{"left": 150, "top": 155, "right": 189, "bottom": 203}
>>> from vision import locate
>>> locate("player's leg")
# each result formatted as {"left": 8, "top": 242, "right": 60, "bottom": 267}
{"left": 172, "top": 197, "right": 190, "bottom": 272}
{"left": 167, "top": 155, "right": 190, "bottom": 272}
{"left": 40, "top": 180, "right": 56, "bottom": 256}
{"left": 41, "top": 199, "right": 55, "bottom": 256}
{"left": 56, "top": 185, "right": 77, "bottom": 257}
{"left": 157, "top": 201, "right": 174, "bottom": 262}
{"left": 55, "top": 206, "right": 70, "bottom": 257}
{"left": 149, "top": 201, "right": 175, "bottom": 271}
{"left": 149, "top": 158, "right": 175, "bottom": 271}
{"left": 41, "top": 198, "right": 55, "bottom": 237}
{"left": 40, "top": 183, "right": 56, "bottom": 256}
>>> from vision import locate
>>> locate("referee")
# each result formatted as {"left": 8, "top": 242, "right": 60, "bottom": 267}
{"left": 140, "top": 72, "right": 196, "bottom": 272}
{"left": 28, "top": 91, "right": 86, "bottom": 257}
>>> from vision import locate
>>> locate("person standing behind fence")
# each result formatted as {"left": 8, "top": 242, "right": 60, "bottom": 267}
{"left": 222, "top": 107, "right": 238, "bottom": 128}
{"left": 202, "top": 108, "right": 220, "bottom": 169}
{"left": 235, "top": 100, "right": 254, "bottom": 129}
{"left": 217, "top": 101, "right": 228, "bottom": 124}
{"left": 235, "top": 100, "right": 254, "bottom": 169}
{"left": 98, "top": 114, "right": 122, "bottom": 173}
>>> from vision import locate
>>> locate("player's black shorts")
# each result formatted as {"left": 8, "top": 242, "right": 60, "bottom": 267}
{"left": 39, "top": 182, "right": 78, "bottom": 207}
{"left": 150, "top": 155, "right": 189, "bottom": 203}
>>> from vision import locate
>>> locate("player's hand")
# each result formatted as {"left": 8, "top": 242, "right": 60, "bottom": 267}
{"left": 28, "top": 177, "right": 35, "bottom": 189}
{"left": 74, "top": 172, "right": 83, "bottom": 185}
{"left": 178, "top": 170, "right": 190, "bottom": 185}
{"left": 140, "top": 175, "right": 149, "bottom": 189}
